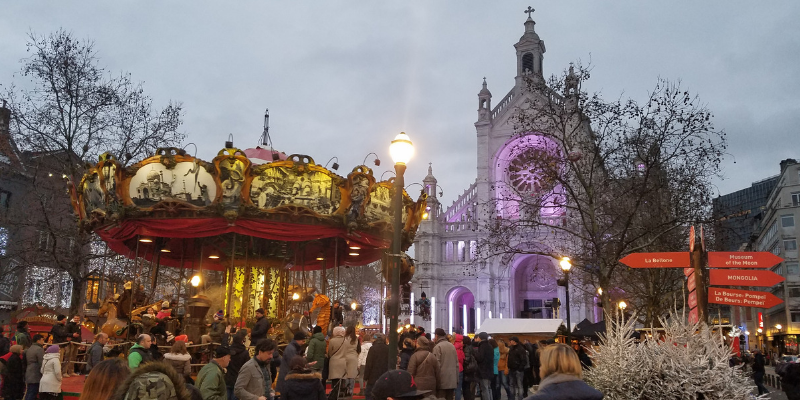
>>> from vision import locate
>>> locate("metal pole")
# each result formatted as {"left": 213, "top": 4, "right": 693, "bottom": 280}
{"left": 565, "top": 273, "right": 571, "bottom": 344}
{"left": 387, "top": 163, "right": 406, "bottom": 370}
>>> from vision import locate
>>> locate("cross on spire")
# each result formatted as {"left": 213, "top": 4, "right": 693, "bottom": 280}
{"left": 524, "top": 6, "right": 535, "bottom": 18}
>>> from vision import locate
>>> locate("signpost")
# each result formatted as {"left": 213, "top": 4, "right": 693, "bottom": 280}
{"left": 708, "top": 252, "right": 783, "bottom": 269}
{"left": 708, "top": 287, "right": 783, "bottom": 309}
{"left": 620, "top": 230, "right": 787, "bottom": 325}
{"left": 709, "top": 269, "right": 785, "bottom": 287}
{"left": 619, "top": 252, "right": 690, "bottom": 269}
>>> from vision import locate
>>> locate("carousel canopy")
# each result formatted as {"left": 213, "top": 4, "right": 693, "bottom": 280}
{"left": 72, "top": 147, "right": 427, "bottom": 271}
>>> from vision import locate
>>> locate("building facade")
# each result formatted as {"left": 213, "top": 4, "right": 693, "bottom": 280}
{"left": 411, "top": 14, "right": 594, "bottom": 334}
{"left": 745, "top": 159, "right": 800, "bottom": 354}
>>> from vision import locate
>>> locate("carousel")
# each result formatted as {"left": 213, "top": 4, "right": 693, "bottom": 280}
{"left": 70, "top": 141, "right": 426, "bottom": 345}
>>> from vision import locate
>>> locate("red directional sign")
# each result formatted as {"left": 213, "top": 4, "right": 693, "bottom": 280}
{"left": 708, "top": 252, "right": 784, "bottom": 269}
{"left": 709, "top": 269, "right": 785, "bottom": 287}
{"left": 687, "top": 272, "right": 696, "bottom": 292}
{"left": 684, "top": 267, "right": 694, "bottom": 277}
{"left": 708, "top": 287, "right": 783, "bottom": 308}
{"left": 688, "top": 290, "right": 697, "bottom": 308}
{"left": 688, "top": 307, "right": 698, "bottom": 324}
{"left": 620, "top": 252, "right": 690, "bottom": 269}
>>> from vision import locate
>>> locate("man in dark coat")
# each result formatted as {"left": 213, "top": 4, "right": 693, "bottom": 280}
{"left": 331, "top": 301, "right": 344, "bottom": 328}
{"left": 13, "top": 322, "right": 31, "bottom": 349}
{"left": 226, "top": 330, "right": 251, "bottom": 400}
{"left": 23, "top": 335, "right": 45, "bottom": 400}
{"left": 753, "top": 349, "right": 769, "bottom": 395}
{"left": 250, "top": 308, "right": 271, "bottom": 344}
{"left": 64, "top": 315, "right": 82, "bottom": 376}
{"left": 777, "top": 359, "right": 800, "bottom": 400}
{"left": 363, "top": 333, "right": 389, "bottom": 400}
{"left": 507, "top": 337, "right": 528, "bottom": 400}
{"left": 85, "top": 333, "right": 108, "bottom": 374}
{"left": 276, "top": 332, "right": 306, "bottom": 397}
{"left": 473, "top": 332, "right": 494, "bottom": 400}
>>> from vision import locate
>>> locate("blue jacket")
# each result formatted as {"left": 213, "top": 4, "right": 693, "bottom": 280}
{"left": 524, "top": 373, "right": 603, "bottom": 400}
{"left": 493, "top": 347, "right": 500, "bottom": 375}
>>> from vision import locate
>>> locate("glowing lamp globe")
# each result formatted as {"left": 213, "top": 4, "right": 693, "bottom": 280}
{"left": 559, "top": 257, "right": 572, "bottom": 272}
{"left": 190, "top": 275, "right": 201, "bottom": 287}
{"left": 389, "top": 132, "right": 414, "bottom": 165}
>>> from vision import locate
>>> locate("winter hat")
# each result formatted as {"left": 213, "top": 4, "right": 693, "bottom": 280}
{"left": 371, "top": 370, "right": 430, "bottom": 400}
{"left": 214, "top": 346, "right": 230, "bottom": 358}
{"left": 57, "top": 315, "right": 67, "bottom": 322}
{"left": 123, "top": 371, "right": 178, "bottom": 400}
{"left": 509, "top": 336, "right": 520, "bottom": 344}
{"left": 435, "top": 328, "right": 447, "bottom": 337}
{"left": 373, "top": 333, "right": 386, "bottom": 343}
{"left": 214, "top": 310, "right": 224, "bottom": 320}
{"left": 46, "top": 345, "right": 60, "bottom": 354}
{"left": 478, "top": 332, "right": 489, "bottom": 341}
{"left": 293, "top": 332, "right": 307, "bottom": 341}
{"left": 332, "top": 326, "right": 345, "bottom": 337}
{"left": 416, "top": 335, "right": 431, "bottom": 349}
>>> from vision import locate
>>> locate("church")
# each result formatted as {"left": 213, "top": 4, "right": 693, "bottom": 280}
{"left": 411, "top": 10, "right": 597, "bottom": 334}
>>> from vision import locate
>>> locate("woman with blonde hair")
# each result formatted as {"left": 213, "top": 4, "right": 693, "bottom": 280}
{"left": 79, "top": 358, "right": 130, "bottom": 400}
{"left": 523, "top": 343, "right": 602, "bottom": 400}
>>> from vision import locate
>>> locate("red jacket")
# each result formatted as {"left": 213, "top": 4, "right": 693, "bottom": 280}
{"left": 454, "top": 334, "right": 464, "bottom": 372}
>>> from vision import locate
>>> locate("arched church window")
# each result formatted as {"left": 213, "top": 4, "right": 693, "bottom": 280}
{"left": 480, "top": 99, "right": 487, "bottom": 109}
{"left": 522, "top": 53, "right": 534, "bottom": 74}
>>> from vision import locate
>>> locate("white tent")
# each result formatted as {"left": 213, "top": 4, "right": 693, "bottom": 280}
{"left": 477, "top": 318, "right": 564, "bottom": 340}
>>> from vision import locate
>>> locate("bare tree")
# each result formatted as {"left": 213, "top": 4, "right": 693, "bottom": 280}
{"left": 1, "top": 30, "right": 184, "bottom": 315}
{"left": 474, "top": 64, "right": 726, "bottom": 325}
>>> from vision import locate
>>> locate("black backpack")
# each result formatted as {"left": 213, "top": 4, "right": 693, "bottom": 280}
{"left": 0, "top": 336, "right": 10, "bottom": 357}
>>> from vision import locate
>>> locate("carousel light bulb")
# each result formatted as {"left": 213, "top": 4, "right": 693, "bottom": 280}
{"left": 389, "top": 132, "right": 414, "bottom": 165}
{"left": 160, "top": 248, "right": 171, "bottom": 253}
{"left": 190, "top": 275, "right": 201, "bottom": 287}
{"left": 422, "top": 212, "right": 429, "bottom": 220}
{"left": 208, "top": 253, "right": 220, "bottom": 259}
{"left": 349, "top": 252, "right": 359, "bottom": 256}
{"left": 349, "top": 245, "right": 361, "bottom": 250}
{"left": 351, "top": 302, "right": 357, "bottom": 310}
{"left": 139, "top": 237, "right": 153, "bottom": 243}
{"left": 292, "top": 293, "right": 300, "bottom": 300}
{"left": 597, "top": 287, "right": 603, "bottom": 295}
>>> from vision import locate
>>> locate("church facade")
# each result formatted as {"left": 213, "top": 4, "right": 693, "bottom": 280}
{"left": 411, "top": 12, "right": 597, "bottom": 334}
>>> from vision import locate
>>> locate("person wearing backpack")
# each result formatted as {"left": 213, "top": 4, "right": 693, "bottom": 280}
{"left": 13, "top": 322, "right": 31, "bottom": 350}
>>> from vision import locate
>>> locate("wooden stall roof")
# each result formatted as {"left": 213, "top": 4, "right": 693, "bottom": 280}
{"left": 478, "top": 318, "right": 563, "bottom": 342}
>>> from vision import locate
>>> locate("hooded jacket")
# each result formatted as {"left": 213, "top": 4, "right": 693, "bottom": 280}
{"left": 407, "top": 336, "right": 441, "bottom": 394}
{"left": 433, "top": 336, "right": 458, "bottom": 389}
{"left": 277, "top": 340, "right": 303, "bottom": 395}
{"left": 163, "top": 352, "right": 192, "bottom": 378}
{"left": 2, "top": 352, "right": 25, "bottom": 399}
{"left": 39, "top": 351, "right": 62, "bottom": 393}
{"left": 327, "top": 328, "right": 358, "bottom": 379}
{"left": 113, "top": 361, "right": 192, "bottom": 400}
{"left": 474, "top": 340, "right": 494, "bottom": 380}
{"left": 226, "top": 341, "right": 251, "bottom": 388}
{"left": 305, "top": 332, "right": 326, "bottom": 371}
{"left": 282, "top": 370, "right": 325, "bottom": 400}
{"left": 363, "top": 340, "right": 389, "bottom": 388}
{"left": 523, "top": 373, "right": 603, "bottom": 400}
{"left": 454, "top": 334, "right": 465, "bottom": 373}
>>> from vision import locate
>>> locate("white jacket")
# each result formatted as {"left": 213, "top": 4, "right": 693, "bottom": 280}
{"left": 358, "top": 342, "right": 372, "bottom": 366}
{"left": 40, "top": 352, "right": 62, "bottom": 393}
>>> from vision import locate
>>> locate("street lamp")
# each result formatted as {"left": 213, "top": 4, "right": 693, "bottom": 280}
{"left": 776, "top": 324, "right": 784, "bottom": 355}
{"left": 190, "top": 275, "right": 201, "bottom": 287}
{"left": 559, "top": 257, "right": 572, "bottom": 344}
{"left": 387, "top": 132, "right": 414, "bottom": 370}
{"left": 618, "top": 301, "right": 627, "bottom": 310}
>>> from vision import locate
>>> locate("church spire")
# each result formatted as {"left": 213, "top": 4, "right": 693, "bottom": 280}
{"left": 515, "top": 6, "right": 546, "bottom": 88}
{"left": 477, "top": 77, "right": 492, "bottom": 123}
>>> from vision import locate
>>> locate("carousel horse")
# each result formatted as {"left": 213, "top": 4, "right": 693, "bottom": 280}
{"left": 309, "top": 294, "right": 331, "bottom": 332}
{"left": 98, "top": 296, "right": 130, "bottom": 339}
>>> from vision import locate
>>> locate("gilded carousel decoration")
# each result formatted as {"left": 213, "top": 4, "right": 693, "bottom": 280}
{"left": 70, "top": 144, "right": 427, "bottom": 339}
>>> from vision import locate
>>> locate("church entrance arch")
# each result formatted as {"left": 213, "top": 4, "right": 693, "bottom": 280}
{"left": 510, "top": 254, "right": 559, "bottom": 319}
{"left": 447, "top": 286, "right": 475, "bottom": 335}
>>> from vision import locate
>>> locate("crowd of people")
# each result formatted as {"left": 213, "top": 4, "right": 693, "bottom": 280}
{"left": 0, "top": 309, "right": 607, "bottom": 400}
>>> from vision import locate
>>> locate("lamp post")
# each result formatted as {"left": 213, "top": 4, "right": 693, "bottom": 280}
{"left": 387, "top": 132, "right": 414, "bottom": 370}
{"left": 559, "top": 257, "right": 572, "bottom": 344}
{"left": 776, "top": 324, "right": 783, "bottom": 355}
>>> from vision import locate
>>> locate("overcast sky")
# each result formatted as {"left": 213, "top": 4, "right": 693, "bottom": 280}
{"left": 1, "top": 1, "right": 798, "bottom": 208}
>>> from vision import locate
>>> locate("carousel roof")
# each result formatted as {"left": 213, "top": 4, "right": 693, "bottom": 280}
{"left": 72, "top": 147, "right": 427, "bottom": 271}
